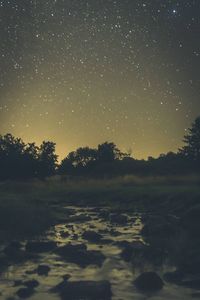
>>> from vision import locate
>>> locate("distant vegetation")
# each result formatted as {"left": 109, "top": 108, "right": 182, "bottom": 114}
{"left": 0, "top": 116, "right": 200, "bottom": 180}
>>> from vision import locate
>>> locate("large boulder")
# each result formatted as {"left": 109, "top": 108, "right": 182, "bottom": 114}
{"left": 36, "top": 264, "right": 51, "bottom": 276}
{"left": 55, "top": 244, "right": 105, "bottom": 267}
{"left": 109, "top": 213, "right": 128, "bottom": 225}
{"left": 98, "top": 210, "right": 110, "bottom": 220}
{"left": 82, "top": 231, "right": 102, "bottom": 243}
{"left": 134, "top": 272, "right": 164, "bottom": 292}
{"left": 119, "top": 241, "right": 146, "bottom": 262}
{"left": 55, "top": 243, "right": 87, "bottom": 256}
{"left": 25, "top": 241, "right": 57, "bottom": 253}
{"left": 51, "top": 275, "right": 71, "bottom": 293}
{"left": 16, "top": 287, "right": 35, "bottom": 299}
{"left": 23, "top": 279, "right": 39, "bottom": 289}
{"left": 53, "top": 280, "right": 112, "bottom": 300}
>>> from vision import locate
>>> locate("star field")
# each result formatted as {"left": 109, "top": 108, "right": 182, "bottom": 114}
{"left": 0, "top": 0, "right": 200, "bottom": 159}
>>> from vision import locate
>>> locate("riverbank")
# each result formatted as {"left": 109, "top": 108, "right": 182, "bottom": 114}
{"left": 0, "top": 175, "right": 200, "bottom": 239}
{"left": 0, "top": 177, "right": 200, "bottom": 299}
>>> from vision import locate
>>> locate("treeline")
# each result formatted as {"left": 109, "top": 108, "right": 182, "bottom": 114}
{"left": 0, "top": 117, "right": 200, "bottom": 180}
{"left": 0, "top": 135, "right": 57, "bottom": 180}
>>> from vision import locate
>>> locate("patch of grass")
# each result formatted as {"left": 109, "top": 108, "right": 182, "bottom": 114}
{"left": 0, "top": 185, "right": 54, "bottom": 240}
{"left": 0, "top": 175, "right": 200, "bottom": 239}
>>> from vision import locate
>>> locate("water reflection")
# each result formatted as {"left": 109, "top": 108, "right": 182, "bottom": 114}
{"left": 0, "top": 206, "right": 198, "bottom": 300}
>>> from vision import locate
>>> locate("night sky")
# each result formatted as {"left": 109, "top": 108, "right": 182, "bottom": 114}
{"left": 0, "top": 0, "right": 200, "bottom": 159}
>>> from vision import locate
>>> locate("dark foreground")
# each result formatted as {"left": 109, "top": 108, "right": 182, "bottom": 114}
{"left": 0, "top": 178, "right": 200, "bottom": 299}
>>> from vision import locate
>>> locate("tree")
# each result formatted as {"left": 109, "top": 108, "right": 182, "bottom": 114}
{"left": 23, "top": 143, "right": 40, "bottom": 177}
{"left": 58, "top": 147, "right": 97, "bottom": 174}
{"left": 75, "top": 147, "right": 97, "bottom": 167}
{"left": 58, "top": 157, "right": 74, "bottom": 175}
{"left": 180, "top": 116, "right": 200, "bottom": 161}
{"left": 38, "top": 141, "right": 58, "bottom": 177}
{"left": 0, "top": 134, "right": 58, "bottom": 179}
{"left": 0, "top": 133, "right": 25, "bottom": 179}
{"left": 97, "top": 142, "right": 126, "bottom": 162}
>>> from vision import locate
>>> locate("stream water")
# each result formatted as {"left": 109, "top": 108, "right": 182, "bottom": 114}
{"left": 0, "top": 206, "right": 198, "bottom": 300}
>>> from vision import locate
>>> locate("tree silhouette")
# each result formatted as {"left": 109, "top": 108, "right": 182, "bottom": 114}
{"left": 0, "top": 134, "right": 25, "bottom": 179}
{"left": 0, "top": 134, "right": 58, "bottom": 179}
{"left": 97, "top": 142, "right": 126, "bottom": 162}
{"left": 1, "top": 117, "right": 200, "bottom": 180}
{"left": 67, "top": 147, "right": 97, "bottom": 168}
{"left": 76, "top": 147, "right": 97, "bottom": 166}
{"left": 58, "top": 147, "right": 97, "bottom": 175}
{"left": 58, "top": 157, "right": 74, "bottom": 175}
{"left": 23, "top": 143, "right": 40, "bottom": 177}
{"left": 38, "top": 141, "right": 58, "bottom": 177}
{"left": 58, "top": 142, "right": 130, "bottom": 176}
{"left": 180, "top": 116, "right": 200, "bottom": 161}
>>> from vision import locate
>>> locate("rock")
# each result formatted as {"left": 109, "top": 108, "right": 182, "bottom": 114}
{"left": 24, "top": 279, "right": 39, "bottom": 289}
{"left": 4, "top": 241, "right": 23, "bottom": 257}
{"left": 66, "top": 224, "right": 74, "bottom": 229}
{"left": 62, "top": 274, "right": 71, "bottom": 280}
{"left": 98, "top": 229, "right": 109, "bottom": 234}
{"left": 116, "top": 239, "right": 164, "bottom": 266}
{"left": 14, "top": 279, "right": 39, "bottom": 288}
{"left": 116, "top": 241, "right": 141, "bottom": 262}
{"left": 13, "top": 280, "right": 23, "bottom": 286}
{"left": 120, "top": 244, "right": 133, "bottom": 262}
{"left": 60, "top": 231, "right": 70, "bottom": 238}
{"left": 101, "top": 239, "right": 113, "bottom": 245}
{"left": 89, "top": 207, "right": 101, "bottom": 213}
{"left": 55, "top": 244, "right": 105, "bottom": 267}
{"left": 115, "top": 240, "right": 132, "bottom": 248}
{"left": 55, "top": 243, "right": 87, "bottom": 256}
{"left": 82, "top": 231, "right": 102, "bottom": 243}
{"left": 134, "top": 272, "right": 164, "bottom": 292}
{"left": 67, "top": 214, "right": 92, "bottom": 223}
{"left": 89, "top": 224, "right": 96, "bottom": 229}
{"left": 163, "top": 270, "right": 184, "bottom": 284}
{"left": 109, "top": 213, "right": 127, "bottom": 225}
{"left": 130, "top": 217, "right": 137, "bottom": 223}
{"left": 54, "top": 280, "right": 112, "bottom": 300}
{"left": 63, "top": 208, "right": 76, "bottom": 215}
{"left": 25, "top": 241, "right": 57, "bottom": 253}
{"left": 72, "top": 234, "right": 78, "bottom": 239}
{"left": 50, "top": 275, "right": 70, "bottom": 293}
{"left": 36, "top": 265, "right": 51, "bottom": 276}
{"left": 141, "top": 217, "right": 175, "bottom": 238}
{"left": 16, "top": 287, "right": 34, "bottom": 299}
{"left": 99, "top": 210, "right": 110, "bottom": 220}
{"left": 132, "top": 243, "right": 166, "bottom": 266}
{"left": 109, "top": 229, "right": 121, "bottom": 236}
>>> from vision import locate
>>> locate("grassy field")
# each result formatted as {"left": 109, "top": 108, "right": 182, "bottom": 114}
{"left": 0, "top": 175, "right": 200, "bottom": 239}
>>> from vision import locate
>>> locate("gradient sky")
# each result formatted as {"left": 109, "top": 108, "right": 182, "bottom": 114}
{"left": 0, "top": 0, "right": 200, "bottom": 159}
